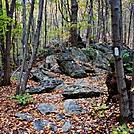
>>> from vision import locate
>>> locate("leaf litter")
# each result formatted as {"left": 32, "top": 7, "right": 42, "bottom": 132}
{"left": 0, "top": 71, "right": 133, "bottom": 134}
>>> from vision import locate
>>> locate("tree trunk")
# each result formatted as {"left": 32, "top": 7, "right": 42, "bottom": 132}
{"left": 127, "top": 3, "right": 133, "bottom": 47}
{"left": 110, "top": 0, "right": 130, "bottom": 120}
{"left": 102, "top": 0, "right": 106, "bottom": 42}
{"left": 123, "top": 9, "right": 127, "bottom": 45}
{"left": 86, "top": 0, "right": 93, "bottom": 46}
{"left": 70, "top": 0, "right": 78, "bottom": 46}
{"left": 105, "top": 0, "right": 110, "bottom": 42}
{"left": 21, "top": 0, "right": 44, "bottom": 94}
{"left": 44, "top": 0, "right": 47, "bottom": 48}
{"left": 131, "top": 3, "right": 134, "bottom": 120}
{"left": 119, "top": 0, "right": 123, "bottom": 45}
{"left": 16, "top": 0, "right": 35, "bottom": 94}
{"left": 3, "top": 0, "right": 16, "bottom": 85}
{"left": 97, "top": 0, "right": 101, "bottom": 42}
{"left": 0, "top": 0, "right": 4, "bottom": 67}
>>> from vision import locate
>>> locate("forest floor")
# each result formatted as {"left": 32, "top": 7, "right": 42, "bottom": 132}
{"left": 0, "top": 62, "right": 134, "bottom": 134}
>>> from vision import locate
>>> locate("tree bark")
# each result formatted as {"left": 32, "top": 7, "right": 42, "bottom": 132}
{"left": 86, "top": 0, "right": 93, "bottom": 46}
{"left": 20, "top": 0, "right": 44, "bottom": 94}
{"left": 127, "top": 3, "right": 133, "bottom": 47}
{"left": 44, "top": 0, "right": 47, "bottom": 48}
{"left": 97, "top": 0, "right": 101, "bottom": 42}
{"left": 119, "top": 0, "right": 123, "bottom": 45}
{"left": 70, "top": 0, "right": 78, "bottom": 46}
{"left": 123, "top": 9, "right": 127, "bottom": 45}
{"left": 110, "top": 0, "right": 130, "bottom": 119}
{"left": 16, "top": 0, "right": 35, "bottom": 94}
{"left": 102, "top": 0, "right": 106, "bottom": 42}
{"left": 0, "top": 0, "right": 4, "bottom": 67}
{"left": 3, "top": 0, "right": 16, "bottom": 85}
{"left": 131, "top": 3, "right": 134, "bottom": 120}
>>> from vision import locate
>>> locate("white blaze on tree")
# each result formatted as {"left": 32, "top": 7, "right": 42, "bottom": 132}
{"left": 110, "top": 0, "right": 130, "bottom": 119}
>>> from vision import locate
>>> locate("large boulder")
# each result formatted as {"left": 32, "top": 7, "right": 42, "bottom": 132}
{"left": 44, "top": 55, "right": 57, "bottom": 69}
{"left": 57, "top": 52, "right": 88, "bottom": 78}
{"left": 70, "top": 47, "right": 89, "bottom": 62}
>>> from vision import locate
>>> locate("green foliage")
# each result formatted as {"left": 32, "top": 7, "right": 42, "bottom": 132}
{"left": 0, "top": 14, "right": 13, "bottom": 35}
{"left": 86, "top": 47, "right": 95, "bottom": 55}
{"left": 111, "top": 124, "right": 134, "bottom": 134}
{"left": 109, "top": 49, "right": 133, "bottom": 73}
{"left": 15, "top": 1, "right": 22, "bottom": 9}
{"left": 122, "top": 50, "right": 133, "bottom": 73}
{"left": 10, "top": 73, "right": 20, "bottom": 82}
{"left": 38, "top": 46, "right": 44, "bottom": 54}
{"left": 9, "top": 93, "right": 33, "bottom": 105}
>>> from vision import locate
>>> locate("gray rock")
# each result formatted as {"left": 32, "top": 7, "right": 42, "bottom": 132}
{"left": 62, "top": 84, "right": 101, "bottom": 99}
{"left": 63, "top": 99, "right": 82, "bottom": 114}
{"left": 33, "top": 119, "right": 57, "bottom": 132}
{"left": 15, "top": 113, "right": 34, "bottom": 122}
{"left": 57, "top": 52, "right": 87, "bottom": 78}
{"left": 62, "top": 121, "right": 72, "bottom": 132}
{"left": 44, "top": 55, "right": 57, "bottom": 69}
{"left": 44, "top": 120, "right": 57, "bottom": 132}
{"left": 56, "top": 113, "right": 65, "bottom": 121}
{"left": 28, "top": 78, "right": 63, "bottom": 94}
{"left": 37, "top": 103, "right": 57, "bottom": 114}
{"left": 50, "top": 65, "right": 62, "bottom": 73}
{"left": 33, "top": 119, "right": 45, "bottom": 131}
{"left": 82, "top": 107, "right": 87, "bottom": 114}
{"left": 30, "top": 67, "right": 56, "bottom": 82}
{"left": 70, "top": 47, "right": 88, "bottom": 62}
{"left": 30, "top": 69, "right": 48, "bottom": 82}
{"left": 40, "top": 78, "right": 63, "bottom": 88}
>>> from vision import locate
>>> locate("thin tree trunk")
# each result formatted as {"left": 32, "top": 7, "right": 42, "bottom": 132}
{"left": 123, "top": 9, "right": 127, "bottom": 45}
{"left": 110, "top": 0, "right": 130, "bottom": 120}
{"left": 102, "top": 0, "right": 106, "bottom": 42}
{"left": 44, "top": 0, "right": 47, "bottom": 48}
{"left": 97, "top": 0, "right": 101, "bottom": 42}
{"left": 105, "top": 0, "right": 109, "bottom": 42}
{"left": 127, "top": 3, "right": 133, "bottom": 47}
{"left": 86, "top": 0, "right": 93, "bottom": 46}
{"left": 16, "top": 0, "right": 35, "bottom": 94}
{"left": 21, "top": 0, "right": 44, "bottom": 94}
{"left": 119, "top": 0, "right": 123, "bottom": 45}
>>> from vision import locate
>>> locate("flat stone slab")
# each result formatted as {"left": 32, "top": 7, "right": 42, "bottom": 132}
{"left": 37, "top": 103, "right": 57, "bottom": 115}
{"left": 28, "top": 78, "right": 63, "bottom": 94}
{"left": 62, "top": 84, "right": 101, "bottom": 99}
